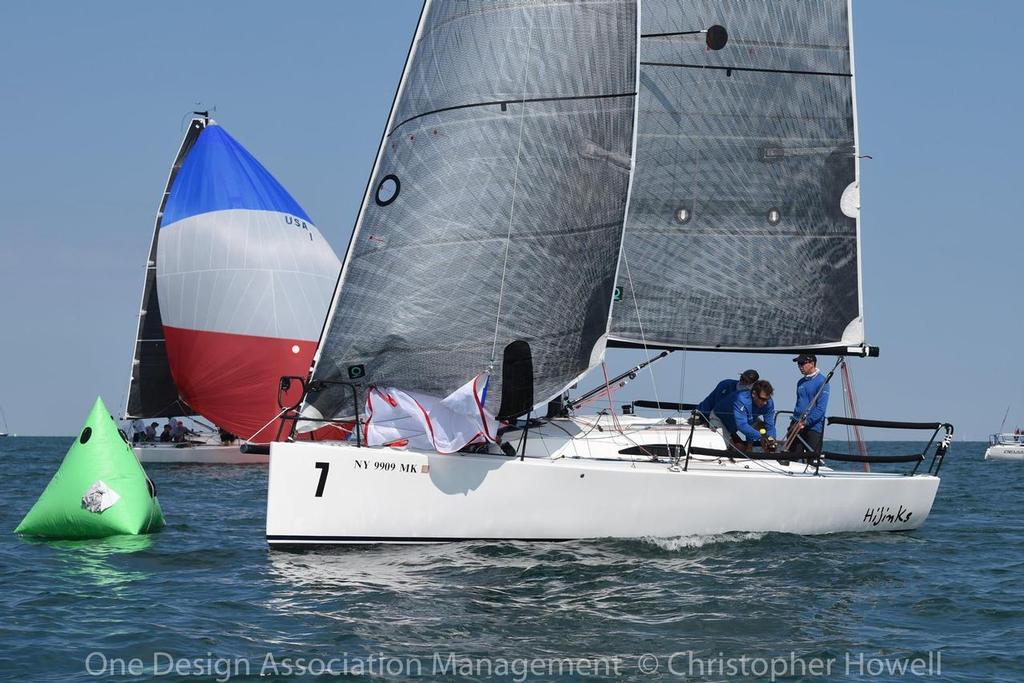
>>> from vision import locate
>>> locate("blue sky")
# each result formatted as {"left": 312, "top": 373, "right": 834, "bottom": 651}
{"left": 0, "top": 1, "right": 1021, "bottom": 439}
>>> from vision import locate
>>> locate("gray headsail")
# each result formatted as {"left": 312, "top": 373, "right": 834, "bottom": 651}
{"left": 610, "top": 0, "right": 867, "bottom": 354}
{"left": 124, "top": 117, "right": 206, "bottom": 419}
{"left": 305, "top": 0, "right": 638, "bottom": 422}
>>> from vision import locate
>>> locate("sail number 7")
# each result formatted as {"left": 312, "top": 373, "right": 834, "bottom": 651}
{"left": 313, "top": 462, "right": 329, "bottom": 497}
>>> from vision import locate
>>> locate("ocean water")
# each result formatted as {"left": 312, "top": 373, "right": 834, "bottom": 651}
{"left": 0, "top": 437, "right": 1020, "bottom": 682}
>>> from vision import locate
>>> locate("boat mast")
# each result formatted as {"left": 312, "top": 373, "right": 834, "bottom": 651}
{"left": 122, "top": 114, "right": 207, "bottom": 419}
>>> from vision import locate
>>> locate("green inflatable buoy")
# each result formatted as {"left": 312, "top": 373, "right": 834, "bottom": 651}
{"left": 15, "top": 397, "right": 164, "bottom": 539}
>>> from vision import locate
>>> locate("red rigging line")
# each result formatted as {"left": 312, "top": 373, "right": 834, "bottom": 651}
{"left": 841, "top": 361, "right": 870, "bottom": 472}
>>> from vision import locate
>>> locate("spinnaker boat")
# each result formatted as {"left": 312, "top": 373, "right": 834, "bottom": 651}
{"left": 124, "top": 115, "right": 341, "bottom": 463}
{"left": 266, "top": 0, "right": 952, "bottom": 545}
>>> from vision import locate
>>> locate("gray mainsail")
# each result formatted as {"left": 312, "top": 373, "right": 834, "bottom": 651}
{"left": 610, "top": 0, "right": 866, "bottom": 354}
{"left": 124, "top": 117, "right": 206, "bottom": 419}
{"left": 305, "top": 0, "right": 638, "bottom": 422}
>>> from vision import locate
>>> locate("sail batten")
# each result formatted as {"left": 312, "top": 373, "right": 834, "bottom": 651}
{"left": 307, "top": 0, "right": 639, "bottom": 422}
{"left": 611, "top": 0, "right": 865, "bottom": 352}
{"left": 390, "top": 91, "right": 638, "bottom": 135}
{"left": 639, "top": 62, "right": 851, "bottom": 78}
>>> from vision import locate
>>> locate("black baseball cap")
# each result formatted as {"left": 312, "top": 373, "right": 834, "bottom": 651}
{"left": 793, "top": 353, "right": 817, "bottom": 364}
{"left": 739, "top": 369, "right": 759, "bottom": 383}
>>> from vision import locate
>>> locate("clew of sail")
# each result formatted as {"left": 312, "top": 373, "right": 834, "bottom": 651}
{"left": 304, "top": 0, "right": 640, "bottom": 426}
{"left": 156, "top": 124, "right": 341, "bottom": 442}
{"left": 610, "top": 0, "right": 865, "bottom": 354}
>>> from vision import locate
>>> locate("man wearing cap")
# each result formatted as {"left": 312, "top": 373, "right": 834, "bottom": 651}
{"left": 790, "top": 354, "right": 830, "bottom": 456}
{"left": 695, "top": 369, "right": 759, "bottom": 443}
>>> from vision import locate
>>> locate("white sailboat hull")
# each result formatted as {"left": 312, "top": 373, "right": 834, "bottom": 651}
{"left": 266, "top": 440, "right": 940, "bottom": 546}
{"left": 985, "top": 444, "right": 1024, "bottom": 461}
{"left": 134, "top": 443, "right": 266, "bottom": 464}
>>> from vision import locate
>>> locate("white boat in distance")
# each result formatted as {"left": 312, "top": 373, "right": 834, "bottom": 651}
{"left": 133, "top": 438, "right": 266, "bottom": 465}
{"left": 985, "top": 433, "right": 1024, "bottom": 461}
{"left": 266, "top": 0, "right": 953, "bottom": 546}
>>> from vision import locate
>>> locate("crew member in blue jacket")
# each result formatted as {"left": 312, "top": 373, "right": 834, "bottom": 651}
{"left": 695, "top": 369, "right": 759, "bottom": 441}
{"left": 733, "top": 380, "right": 777, "bottom": 450}
{"left": 790, "top": 353, "right": 829, "bottom": 456}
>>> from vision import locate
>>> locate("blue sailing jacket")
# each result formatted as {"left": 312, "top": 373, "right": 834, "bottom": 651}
{"left": 699, "top": 379, "right": 749, "bottom": 436}
{"left": 793, "top": 371, "right": 830, "bottom": 433}
{"left": 733, "top": 390, "right": 776, "bottom": 442}
{"left": 697, "top": 379, "right": 738, "bottom": 416}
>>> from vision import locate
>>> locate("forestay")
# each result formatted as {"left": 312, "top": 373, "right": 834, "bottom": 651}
{"left": 305, "top": 0, "right": 639, "bottom": 423}
{"left": 611, "top": 0, "right": 865, "bottom": 353}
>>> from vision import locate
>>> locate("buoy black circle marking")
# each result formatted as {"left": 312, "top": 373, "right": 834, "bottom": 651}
{"left": 80, "top": 427, "right": 92, "bottom": 444}
{"left": 375, "top": 174, "right": 400, "bottom": 206}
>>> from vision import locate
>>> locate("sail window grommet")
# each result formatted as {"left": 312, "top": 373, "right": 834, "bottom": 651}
{"left": 375, "top": 175, "right": 400, "bottom": 207}
{"left": 767, "top": 208, "right": 781, "bottom": 226}
{"left": 706, "top": 25, "right": 728, "bottom": 51}
{"left": 674, "top": 208, "right": 692, "bottom": 225}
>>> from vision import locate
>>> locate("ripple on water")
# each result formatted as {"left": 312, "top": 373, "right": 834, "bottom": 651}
{"left": 0, "top": 438, "right": 1021, "bottom": 681}
{"left": 638, "top": 531, "right": 768, "bottom": 552}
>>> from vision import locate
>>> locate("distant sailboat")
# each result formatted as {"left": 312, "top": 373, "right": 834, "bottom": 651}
{"left": 985, "top": 406, "right": 1024, "bottom": 460}
{"left": 0, "top": 405, "right": 9, "bottom": 437}
{"left": 985, "top": 433, "right": 1024, "bottom": 461}
{"left": 124, "top": 115, "right": 340, "bottom": 463}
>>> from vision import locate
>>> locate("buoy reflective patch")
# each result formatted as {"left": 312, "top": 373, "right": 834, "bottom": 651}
{"left": 81, "top": 480, "right": 121, "bottom": 513}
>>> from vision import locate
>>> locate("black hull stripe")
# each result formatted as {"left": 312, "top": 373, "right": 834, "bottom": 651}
{"left": 267, "top": 534, "right": 571, "bottom": 544}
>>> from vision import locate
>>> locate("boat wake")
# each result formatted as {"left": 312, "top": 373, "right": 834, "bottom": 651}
{"left": 640, "top": 531, "right": 766, "bottom": 552}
